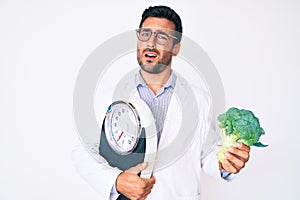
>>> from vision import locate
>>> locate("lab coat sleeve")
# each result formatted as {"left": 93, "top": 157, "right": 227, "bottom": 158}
{"left": 71, "top": 138, "right": 122, "bottom": 199}
{"left": 197, "top": 88, "right": 233, "bottom": 181}
{"left": 200, "top": 120, "right": 223, "bottom": 180}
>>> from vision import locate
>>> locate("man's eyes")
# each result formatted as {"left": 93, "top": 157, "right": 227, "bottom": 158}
{"left": 157, "top": 34, "right": 168, "bottom": 40}
{"left": 141, "top": 31, "right": 151, "bottom": 37}
{"left": 140, "top": 31, "right": 168, "bottom": 38}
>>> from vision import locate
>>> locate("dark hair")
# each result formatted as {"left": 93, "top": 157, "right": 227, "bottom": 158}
{"left": 139, "top": 5, "right": 182, "bottom": 43}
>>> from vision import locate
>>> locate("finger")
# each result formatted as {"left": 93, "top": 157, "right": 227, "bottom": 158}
{"left": 236, "top": 143, "right": 250, "bottom": 152}
{"left": 143, "top": 175, "right": 155, "bottom": 184}
{"left": 145, "top": 176, "right": 155, "bottom": 188}
{"left": 228, "top": 147, "right": 250, "bottom": 161}
{"left": 126, "top": 162, "right": 148, "bottom": 175}
{"left": 225, "top": 152, "right": 245, "bottom": 169}
{"left": 221, "top": 159, "right": 238, "bottom": 174}
{"left": 141, "top": 190, "right": 151, "bottom": 199}
{"left": 150, "top": 175, "right": 155, "bottom": 184}
{"left": 139, "top": 176, "right": 155, "bottom": 192}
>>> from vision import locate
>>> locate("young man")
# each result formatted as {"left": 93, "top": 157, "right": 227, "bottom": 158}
{"left": 73, "top": 6, "right": 250, "bottom": 200}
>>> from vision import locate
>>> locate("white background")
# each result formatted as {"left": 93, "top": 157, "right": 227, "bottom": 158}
{"left": 1, "top": 0, "right": 299, "bottom": 199}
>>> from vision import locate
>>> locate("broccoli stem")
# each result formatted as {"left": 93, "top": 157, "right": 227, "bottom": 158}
{"left": 216, "top": 129, "right": 239, "bottom": 163}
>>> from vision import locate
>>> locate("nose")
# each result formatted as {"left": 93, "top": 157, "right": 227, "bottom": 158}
{"left": 147, "top": 33, "right": 156, "bottom": 48}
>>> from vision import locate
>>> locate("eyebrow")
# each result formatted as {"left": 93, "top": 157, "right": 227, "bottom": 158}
{"left": 141, "top": 28, "right": 169, "bottom": 35}
{"left": 141, "top": 28, "right": 152, "bottom": 32}
{"left": 157, "top": 31, "right": 168, "bottom": 36}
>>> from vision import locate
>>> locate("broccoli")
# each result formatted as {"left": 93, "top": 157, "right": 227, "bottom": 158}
{"left": 216, "top": 107, "right": 267, "bottom": 163}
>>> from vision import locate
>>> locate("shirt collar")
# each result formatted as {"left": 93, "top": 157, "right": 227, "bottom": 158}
{"left": 135, "top": 70, "right": 177, "bottom": 89}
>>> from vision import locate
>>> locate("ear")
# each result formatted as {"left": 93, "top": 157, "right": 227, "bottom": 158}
{"left": 172, "top": 43, "right": 181, "bottom": 56}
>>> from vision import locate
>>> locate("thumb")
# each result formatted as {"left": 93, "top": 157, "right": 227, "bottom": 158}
{"left": 126, "top": 162, "right": 148, "bottom": 175}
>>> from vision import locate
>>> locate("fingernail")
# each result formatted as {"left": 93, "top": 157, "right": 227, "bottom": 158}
{"left": 237, "top": 143, "right": 242, "bottom": 148}
{"left": 225, "top": 152, "right": 230, "bottom": 157}
{"left": 228, "top": 147, "right": 234, "bottom": 152}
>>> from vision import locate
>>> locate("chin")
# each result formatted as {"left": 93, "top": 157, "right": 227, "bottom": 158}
{"left": 140, "top": 64, "right": 166, "bottom": 74}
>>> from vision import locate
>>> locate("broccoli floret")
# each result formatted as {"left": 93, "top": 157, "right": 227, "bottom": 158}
{"left": 216, "top": 107, "right": 267, "bottom": 163}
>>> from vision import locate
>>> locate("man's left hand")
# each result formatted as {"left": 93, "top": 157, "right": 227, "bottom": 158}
{"left": 221, "top": 143, "right": 250, "bottom": 174}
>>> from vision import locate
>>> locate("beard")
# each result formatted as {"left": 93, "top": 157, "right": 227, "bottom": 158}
{"left": 137, "top": 49, "right": 172, "bottom": 74}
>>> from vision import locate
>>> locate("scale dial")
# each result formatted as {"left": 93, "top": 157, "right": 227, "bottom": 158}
{"left": 104, "top": 101, "right": 141, "bottom": 155}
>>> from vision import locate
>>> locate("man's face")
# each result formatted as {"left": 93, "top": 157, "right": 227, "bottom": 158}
{"left": 137, "top": 17, "right": 180, "bottom": 74}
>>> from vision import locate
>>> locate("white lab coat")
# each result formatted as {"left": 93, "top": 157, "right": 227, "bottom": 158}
{"left": 72, "top": 70, "right": 224, "bottom": 200}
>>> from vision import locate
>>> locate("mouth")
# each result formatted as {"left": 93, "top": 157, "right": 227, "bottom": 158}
{"left": 144, "top": 52, "right": 158, "bottom": 62}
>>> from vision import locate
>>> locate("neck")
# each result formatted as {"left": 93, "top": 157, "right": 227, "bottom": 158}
{"left": 140, "top": 67, "right": 171, "bottom": 95}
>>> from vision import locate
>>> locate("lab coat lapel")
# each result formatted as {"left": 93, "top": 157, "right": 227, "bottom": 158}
{"left": 158, "top": 76, "right": 184, "bottom": 150}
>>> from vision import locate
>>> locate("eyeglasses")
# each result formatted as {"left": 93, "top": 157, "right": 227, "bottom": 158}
{"left": 136, "top": 28, "right": 177, "bottom": 45}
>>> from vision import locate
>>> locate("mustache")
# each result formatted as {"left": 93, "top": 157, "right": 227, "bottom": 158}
{"left": 142, "top": 48, "right": 160, "bottom": 55}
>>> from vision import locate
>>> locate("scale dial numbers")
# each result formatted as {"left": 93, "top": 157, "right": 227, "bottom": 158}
{"left": 104, "top": 101, "right": 141, "bottom": 155}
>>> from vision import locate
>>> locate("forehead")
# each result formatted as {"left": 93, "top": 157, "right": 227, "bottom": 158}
{"left": 141, "top": 17, "right": 175, "bottom": 32}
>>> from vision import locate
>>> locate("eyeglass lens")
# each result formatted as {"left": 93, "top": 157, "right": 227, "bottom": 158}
{"left": 138, "top": 29, "right": 171, "bottom": 45}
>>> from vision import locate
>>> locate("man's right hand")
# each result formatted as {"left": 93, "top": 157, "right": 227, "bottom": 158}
{"left": 116, "top": 162, "right": 155, "bottom": 200}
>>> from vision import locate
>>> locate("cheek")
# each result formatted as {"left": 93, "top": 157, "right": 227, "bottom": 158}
{"left": 156, "top": 43, "right": 173, "bottom": 52}
{"left": 137, "top": 48, "right": 143, "bottom": 58}
{"left": 137, "top": 41, "right": 147, "bottom": 49}
{"left": 160, "top": 49, "right": 171, "bottom": 58}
